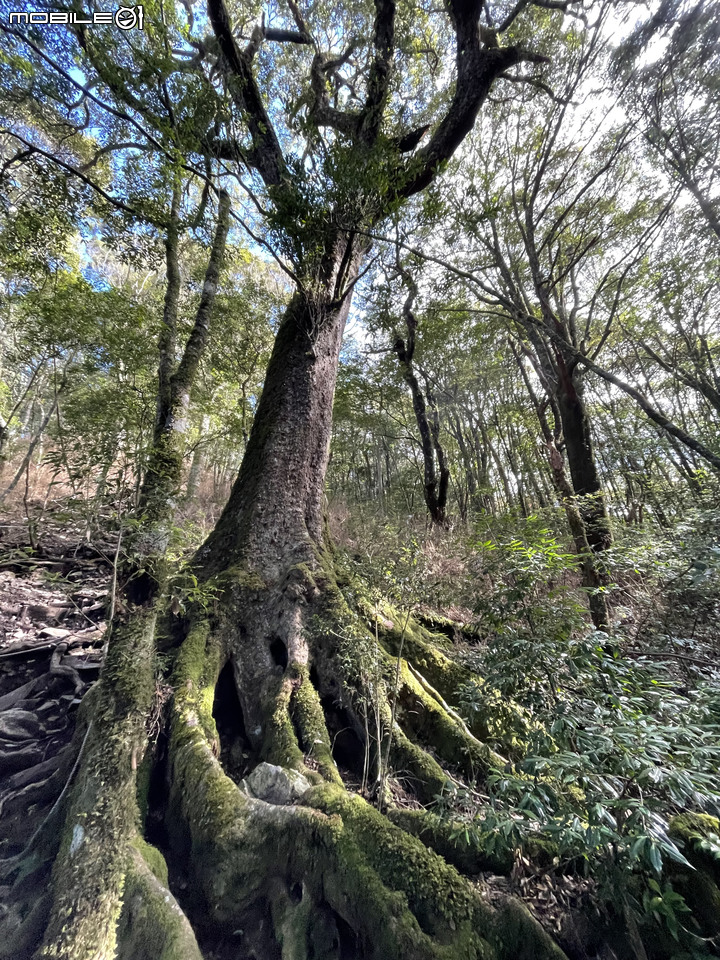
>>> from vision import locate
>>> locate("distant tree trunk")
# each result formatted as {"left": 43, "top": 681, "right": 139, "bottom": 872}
{"left": 0, "top": 394, "right": 59, "bottom": 505}
{"left": 549, "top": 353, "right": 613, "bottom": 554}
{"left": 450, "top": 412, "right": 479, "bottom": 509}
{"left": 512, "top": 342, "right": 610, "bottom": 630}
{"left": 184, "top": 418, "right": 209, "bottom": 502}
{"left": 392, "top": 275, "right": 449, "bottom": 526}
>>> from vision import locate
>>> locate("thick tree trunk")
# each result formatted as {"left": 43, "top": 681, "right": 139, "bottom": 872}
{"left": 166, "top": 244, "right": 571, "bottom": 958}
{"left": 197, "top": 275, "right": 361, "bottom": 578}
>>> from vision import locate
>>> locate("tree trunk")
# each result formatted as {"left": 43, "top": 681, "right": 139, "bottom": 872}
{"left": 511, "top": 343, "right": 610, "bottom": 629}
{"left": 149, "top": 243, "right": 570, "bottom": 959}
{"left": 391, "top": 282, "right": 450, "bottom": 526}
{"left": 551, "top": 358, "right": 613, "bottom": 557}
{"left": 198, "top": 283, "right": 360, "bottom": 578}
{"left": 17, "top": 192, "right": 231, "bottom": 960}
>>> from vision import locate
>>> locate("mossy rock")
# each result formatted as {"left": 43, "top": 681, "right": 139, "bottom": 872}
{"left": 668, "top": 813, "right": 720, "bottom": 883}
{"left": 667, "top": 813, "right": 720, "bottom": 939}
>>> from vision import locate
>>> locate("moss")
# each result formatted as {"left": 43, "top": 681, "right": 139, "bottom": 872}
{"left": 397, "top": 661, "right": 505, "bottom": 781}
{"left": 133, "top": 836, "right": 169, "bottom": 887}
{"left": 290, "top": 663, "right": 343, "bottom": 785}
{"left": 388, "top": 808, "right": 513, "bottom": 875}
{"left": 116, "top": 850, "right": 202, "bottom": 960}
{"left": 171, "top": 618, "right": 221, "bottom": 748}
{"left": 220, "top": 564, "right": 267, "bottom": 592}
{"left": 523, "top": 834, "right": 560, "bottom": 871}
{"left": 159, "top": 560, "right": 570, "bottom": 960}
{"left": 308, "top": 785, "right": 488, "bottom": 939}
{"left": 272, "top": 890, "right": 314, "bottom": 960}
{"left": 167, "top": 693, "right": 568, "bottom": 960}
{"left": 39, "top": 608, "right": 159, "bottom": 960}
{"left": 490, "top": 899, "right": 568, "bottom": 960}
{"left": 283, "top": 562, "right": 319, "bottom": 597}
{"left": 390, "top": 729, "right": 449, "bottom": 804}
{"left": 167, "top": 621, "right": 246, "bottom": 864}
{"left": 358, "top": 597, "right": 468, "bottom": 698}
{"left": 669, "top": 813, "right": 720, "bottom": 882}
{"left": 260, "top": 673, "right": 307, "bottom": 770}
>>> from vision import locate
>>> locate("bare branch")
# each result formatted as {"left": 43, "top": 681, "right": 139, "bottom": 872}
{"left": 264, "top": 28, "right": 312, "bottom": 44}
{"left": 1, "top": 129, "right": 142, "bottom": 218}
{"left": 498, "top": 0, "right": 572, "bottom": 33}
{"left": 398, "top": 0, "right": 550, "bottom": 199}
{"left": 309, "top": 52, "right": 360, "bottom": 137}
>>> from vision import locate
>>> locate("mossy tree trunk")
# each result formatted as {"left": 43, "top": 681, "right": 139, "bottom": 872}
{"left": 161, "top": 239, "right": 569, "bottom": 957}
{"left": 29, "top": 190, "right": 230, "bottom": 960}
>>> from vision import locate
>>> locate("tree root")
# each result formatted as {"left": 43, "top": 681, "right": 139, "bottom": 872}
{"left": 37, "top": 607, "right": 157, "bottom": 960}
{"left": 387, "top": 807, "right": 514, "bottom": 876}
{"left": 115, "top": 848, "right": 202, "bottom": 960}
{"left": 18, "top": 557, "right": 574, "bottom": 959}
{"left": 162, "top": 603, "right": 569, "bottom": 960}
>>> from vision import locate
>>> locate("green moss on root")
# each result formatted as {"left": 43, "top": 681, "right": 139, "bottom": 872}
{"left": 132, "top": 836, "right": 169, "bottom": 887}
{"left": 39, "top": 607, "right": 158, "bottom": 960}
{"left": 387, "top": 808, "right": 514, "bottom": 876}
{"left": 290, "top": 663, "right": 342, "bottom": 785}
{"left": 397, "top": 661, "right": 505, "bottom": 780}
{"left": 116, "top": 850, "right": 202, "bottom": 960}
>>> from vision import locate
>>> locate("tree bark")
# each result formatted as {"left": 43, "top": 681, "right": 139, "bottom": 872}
{"left": 197, "top": 244, "right": 366, "bottom": 580}
{"left": 554, "top": 361, "right": 613, "bottom": 554}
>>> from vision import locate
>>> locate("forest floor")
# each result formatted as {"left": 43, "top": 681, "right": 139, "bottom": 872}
{"left": 0, "top": 512, "right": 109, "bottom": 872}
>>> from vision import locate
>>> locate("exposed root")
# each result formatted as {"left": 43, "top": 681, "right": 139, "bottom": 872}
{"left": 115, "top": 848, "right": 202, "bottom": 960}
{"left": 9, "top": 553, "right": 577, "bottom": 959}
{"left": 395, "top": 660, "right": 505, "bottom": 781}
{"left": 162, "top": 595, "right": 569, "bottom": 960}
{"left": 387, "top": 807, "right": 514, "bottom": 876}
{"left": 289, "top": 663, "right": 343, "bottom": 786}
{"left": 38, "top": 607, "right": 157, "bottom": 960}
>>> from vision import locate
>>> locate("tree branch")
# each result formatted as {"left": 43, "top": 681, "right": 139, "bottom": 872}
{"left": 207, "top": 0, "right": 286, "bottom": 187}
{"left": 0, "top": 129, "right": 141, "bottom": 218}
{"left": 358, "top": 0, "right": 396, "bottom": 145}
{"left": 523, "top": 314, "right": 720, "bottom": 472}
{"left": 398, "top": 0, "right": 549, "bottom": 199}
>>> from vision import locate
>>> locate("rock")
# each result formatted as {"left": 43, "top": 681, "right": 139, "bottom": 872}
{"left": 39, "top": 627, "right": 71, "bottom": 640}
{"left": 241, "top": 762, "right": 311, "bottom": 805}
{"left": 0, "top": 709, "right": 41, "bottom": 742}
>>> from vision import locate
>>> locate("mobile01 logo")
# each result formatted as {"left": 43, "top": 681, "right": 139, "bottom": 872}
{"left": 8, "top": 5, "right": 144, "bottom": 29}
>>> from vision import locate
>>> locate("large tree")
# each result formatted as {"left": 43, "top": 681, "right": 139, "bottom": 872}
{"left": 1, "top": 3, "right": 600, "bottom": 958}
